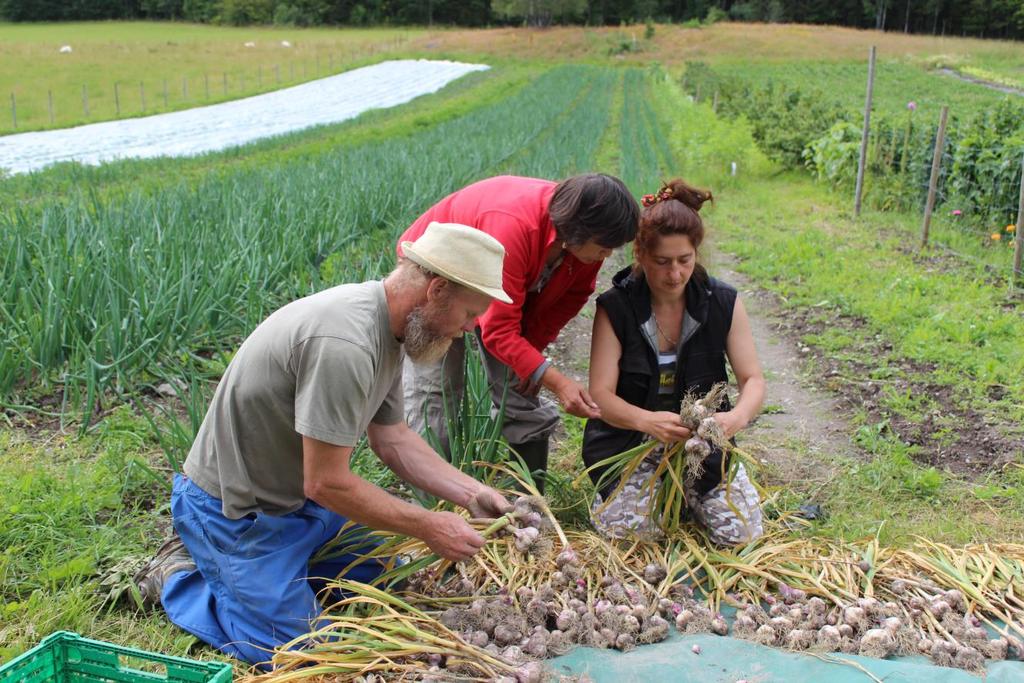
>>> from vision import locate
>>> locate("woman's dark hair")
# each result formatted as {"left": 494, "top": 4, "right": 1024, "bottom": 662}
{"left": 548, "top": 173, "right": 639, "bottom": 248}
{"left": 634, "top": 178, "right": 713, "bottom": 278}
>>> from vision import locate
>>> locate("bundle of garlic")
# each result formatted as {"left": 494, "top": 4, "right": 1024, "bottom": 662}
{"left": 579, "top": 383, "right": 759, "bottom": 533}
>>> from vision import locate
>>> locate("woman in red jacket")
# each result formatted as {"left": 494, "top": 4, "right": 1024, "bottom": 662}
{"left": 397, "top": 174, "right": 639, "bottom": 491}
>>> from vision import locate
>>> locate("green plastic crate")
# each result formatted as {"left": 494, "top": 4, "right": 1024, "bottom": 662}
{"left": 0, "top": 632, "right": 232, "bottom": 683}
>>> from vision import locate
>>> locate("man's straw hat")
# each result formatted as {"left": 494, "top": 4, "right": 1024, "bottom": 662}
{"left": 401, "top": 222, "right": 513, "bottom": 304}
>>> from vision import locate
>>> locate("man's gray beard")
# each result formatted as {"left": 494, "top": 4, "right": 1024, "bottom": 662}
{"left": 404, "top": 306, "right": 453, "bottom": 364}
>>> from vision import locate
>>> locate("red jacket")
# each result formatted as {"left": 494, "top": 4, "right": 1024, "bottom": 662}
{"left": 397, "top": 176, "right": 602, "bottom": 382}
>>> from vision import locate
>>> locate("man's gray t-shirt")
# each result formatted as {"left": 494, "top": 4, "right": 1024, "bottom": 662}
{"left": 184, "top": 280, "right": 404, "bottom": 519}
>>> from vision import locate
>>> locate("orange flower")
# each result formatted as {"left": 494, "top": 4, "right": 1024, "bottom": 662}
{"left": 990, "top": 233, "right": 1002, "bottom": 241}
{"left": 1007, "top": 224, "right": 1017, "bottom": 233}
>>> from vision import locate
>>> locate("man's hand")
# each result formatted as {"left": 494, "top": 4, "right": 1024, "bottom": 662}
{"left": 642, "top": 411, "right": 692, "bottom": 444}
{"left": 422, "top": 511, "right": 487, "bottom": 561}
{"left": 466, "top": 487, "right": 512, "bottom": 519}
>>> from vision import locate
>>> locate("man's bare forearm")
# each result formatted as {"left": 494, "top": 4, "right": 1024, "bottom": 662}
{"left": 307, "top": 472, "right": 433, "bottom": 538}
{"left": 368, "top": 423, "right": 485, "bottom": 509}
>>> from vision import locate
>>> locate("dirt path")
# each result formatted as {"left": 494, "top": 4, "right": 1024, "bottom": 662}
{"left": 545, "top": 249, "right": 859, "bottom": 489}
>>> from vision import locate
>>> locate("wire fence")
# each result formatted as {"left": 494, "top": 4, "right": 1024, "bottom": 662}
{"left": 683, "top": 57, "right": 1024, "bottom": 289}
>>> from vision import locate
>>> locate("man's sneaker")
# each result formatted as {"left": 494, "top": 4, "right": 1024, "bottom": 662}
{"left": 134, "top": 534, "right": 196, "bottom": 606}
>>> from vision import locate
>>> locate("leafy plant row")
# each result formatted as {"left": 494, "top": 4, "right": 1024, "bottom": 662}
{"left": 682, "top": 61, "right": 1024, "bottom": 231}
{"left": 0, "top": 65, "right": 616, "bottom": 423}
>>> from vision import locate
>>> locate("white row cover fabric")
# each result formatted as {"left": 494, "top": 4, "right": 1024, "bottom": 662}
{"left": 0, "top": 59, "right": 489, "bottom": 176}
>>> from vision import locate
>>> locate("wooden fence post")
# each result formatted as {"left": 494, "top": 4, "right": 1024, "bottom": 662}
{"left": 9, "top": 93, "right": 15, "bottom": 129}
{"left": 139, "top": 81, "right": 146, "bottom": 111}
{"left": 114, "top": 82, "right": 121, "bottom": 116}
{"left": 855, "top": 45, "right": 877, "bottom": 217}
{"left": 82, "top": 84, "right": 90, "bottom": 117}
{"left": 1014, "top": 151, "right": 1024, "bottom": 288}
{"left": 712, "top": 90, "right": 719, "bottom": 112}
{"left": 163, "top": 79, "right": 169, "bottom": 108}
{"left": 182, "top": 76, "right": 188, "bottom": 100}
{"left": 204, "top": 73, "right": 210, "bottom": 99}
{"left": 275, "top": 64, "right": 281, "bottom": 83}
{"left": 48, "top": 90, "right": 55, "bottom": 125}
{"left": 920, "top": 106, "right": 949, "bottom": 248}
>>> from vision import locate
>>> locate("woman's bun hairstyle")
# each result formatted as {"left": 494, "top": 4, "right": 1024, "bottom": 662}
{"left": 634, "top": 177, "right": 712, "bottom": 280}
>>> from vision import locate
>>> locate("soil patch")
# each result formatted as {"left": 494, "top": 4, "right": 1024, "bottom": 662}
{"left": 716, "top": 251, "right": 1020, "bottom": 477}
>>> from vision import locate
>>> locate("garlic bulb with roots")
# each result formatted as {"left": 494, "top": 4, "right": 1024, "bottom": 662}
{"left": 523, "top": 631, "right": 548, "bottom": 658}
{"left": 684, "top": 436, "right": 711, "bottom": 458}
{"left": 768, "top": 617, "right": 793, "bottom": 636}
{"left": 859, "top": 628, "right": 895, "bottom": 658}
{"left": 785, "top": 629, "right": 814, "bottom": 650}
{"left": 733, "top": 614, "right": 757, "bottom": 637}
{"left": 944, "top": 589, "right": 966, "bottom": 611}
{"left": 500, "top": 644, "right": 525, "bottom": 664}
{"left": 755, "top": 624, "right": 777, "bottom": 646}
{"left": 555, "top": 547, "right": 578, "bottom": 568}
{"left": 513, "top": 661, "right": 543, "bottom": 683}
{"left": 954, "top": 646, "right": 985, "bottom": 671}
{"left": 930, "top": 639, "right": 956, "bottom": 667}
{"left": 817, "top": 625, "right": 842, "bottom": 651}
{"left": 927, "top": 599, "right": 951, "bottom": 618}
{"left": 696, "top": 416, "right": 724, "bottom": 444}
{"left": 556, "top": 609, "right": 578, "bottom": 632}
{"left": 643, "top": 563, "right": 668, "bottom": 585}
{"left": 1008, "top": 635, "right": 1024, "bottom": 659}
{"left": 639, "top": 615, "right": 670, "bottom": 644}
{"left": 843, "top": 606, "right": 867, "bottom": 631}
{"left": 510, "top": 526, "right": 540, "bottom": 553}
{"left": 988, "top": 638, "right": 1009, "bottom": 660}
{"left": 778, "top": 583, "right": 807, "bottom": 604}
{"left": 806, "top": 597, "right": 826, "bottom": 614}
{"left": 494, "top": 623, "right": 522, "bottom": 646}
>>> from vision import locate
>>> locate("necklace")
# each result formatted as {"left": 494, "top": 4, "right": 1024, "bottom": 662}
{"left": 653, "top": 313, "right": 679, "bottom": 347}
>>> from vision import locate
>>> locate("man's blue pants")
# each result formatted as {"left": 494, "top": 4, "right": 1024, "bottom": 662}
{"left": 161, "top": 474, "right": 388, "bottom": 667}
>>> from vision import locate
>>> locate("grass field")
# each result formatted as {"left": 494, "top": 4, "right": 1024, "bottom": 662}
{"left": 0, "top": 22, "right": 418, "bottom": 133}
{"left": 2, "top": 19, "right": 1024, "bottom": 674}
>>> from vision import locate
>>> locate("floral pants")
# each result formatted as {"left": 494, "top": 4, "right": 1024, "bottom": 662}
{"left": 591, "top": 453, "right": 764, "bottom": 546}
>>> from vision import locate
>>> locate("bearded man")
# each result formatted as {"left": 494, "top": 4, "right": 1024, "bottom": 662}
{"left": 135, "top": 222, "right": 513, "bottom": 667}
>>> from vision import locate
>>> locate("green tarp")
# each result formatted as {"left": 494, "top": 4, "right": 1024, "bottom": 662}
{"left": 549, "top": 632, "right": 1024, "bottom": 682}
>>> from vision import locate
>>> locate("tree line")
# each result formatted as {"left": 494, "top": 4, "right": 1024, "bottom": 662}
{"left": 2, "top": 0, "right": 1023, "bottom": 40}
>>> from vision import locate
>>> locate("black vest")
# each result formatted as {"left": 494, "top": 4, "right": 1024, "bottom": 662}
{"left": 582, "top": 266, "right": 737, "bottom": 497}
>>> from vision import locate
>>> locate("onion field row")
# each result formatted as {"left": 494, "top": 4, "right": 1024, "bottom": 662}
{"left": 0, "top": 65, "right": 619, "bottom": 422}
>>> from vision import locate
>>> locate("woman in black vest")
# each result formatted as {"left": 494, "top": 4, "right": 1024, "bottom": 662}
{"left": 583, "top": 178, "right": 765, "bottom": 545}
